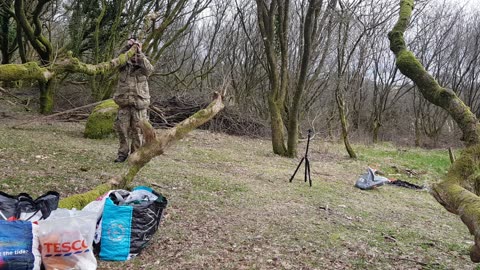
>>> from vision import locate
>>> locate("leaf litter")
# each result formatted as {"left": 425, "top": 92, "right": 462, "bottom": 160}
{"left": 0, "top": 119, "right": 477, "bottom": 269}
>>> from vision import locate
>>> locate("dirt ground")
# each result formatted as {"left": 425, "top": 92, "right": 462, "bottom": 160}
{"left": 0, "top": 114, "right": 479, "bottom": 269}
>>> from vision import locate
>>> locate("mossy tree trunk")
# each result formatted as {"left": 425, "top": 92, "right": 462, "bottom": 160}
{"left": 59, "top": 92, "right": 225, "bottom": 209}
{"left": 0, "top": 5, "right": 12, "bottom": 65}
{"left": 39, "top": 80, "right": 55, "bottom": 113}
{"left": 3, "top": 0, "right": 139, "bottom": 110}
{"left": 89, "top": 0, "right": 122, "bottom": 102}
{"left": 0, "top": 3, "right": 14, "bottom": 87}
{"left": 256, "top": 0, "right": 289, "bottom": 156}
{"left": 286, "top": 0, "right": 321, "bottom": 158}
{"left": 268, "top": 97, "right": 288, "bottom": 155}
{"left": 15, "top": 22, "right": 26, "bottom": 63}
{"left": 335, "top": 78, "right": 357, "bottom": 158}
{"left": 257, "top": 0, "right": 336, "bottom": 157}
{"left": 12, "top": 0, "right": 55, "bottom": 113}
{"left": 389, "top": 0, "right": 480, "bottom": 262}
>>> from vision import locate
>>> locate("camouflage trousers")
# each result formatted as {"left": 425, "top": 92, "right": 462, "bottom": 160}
{"left": 114, "top": 106, "right": 149, "bottom": 158}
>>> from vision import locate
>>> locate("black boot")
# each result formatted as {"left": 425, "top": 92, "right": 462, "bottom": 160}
{"left": 114, "top": 155, "right": 128, "bottom": 163}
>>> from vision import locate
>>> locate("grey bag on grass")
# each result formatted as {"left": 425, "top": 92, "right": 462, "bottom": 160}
{"left": 355, "top": 167, "right": 390, "bottom": 190}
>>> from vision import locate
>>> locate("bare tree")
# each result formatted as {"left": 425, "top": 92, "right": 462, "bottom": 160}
{"left": 255, "top": 0, "right": 290, "bottom": 155}
{"left": 254, "top": 0, "right": 341, "bottom": 157}
{"left": 286, "top": 0, "right": 327, "bottom": 156}
{"left": 370, "top": 35, "right": 412, "bottom": 143}
{"left": 228, "top": 0, "right": 269, "bottom": 116}
{"left": 332, "top": 0, "right": 369, "bottom": 158}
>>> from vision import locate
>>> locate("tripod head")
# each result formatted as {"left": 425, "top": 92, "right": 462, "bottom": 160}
{"left": 307, "top": 129, "right": 313, "bottom": 138}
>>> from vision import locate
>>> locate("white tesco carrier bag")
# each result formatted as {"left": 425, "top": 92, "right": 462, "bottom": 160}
{"left": 37, "top": 209, "right": 97, "bottom": 270}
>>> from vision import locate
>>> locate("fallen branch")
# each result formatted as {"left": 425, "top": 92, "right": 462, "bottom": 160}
{"left": 58, "top": 92, "right": 225, "bottom": 209}
{"left": 149, "top": 105, "right": 169, "bottom": 125}
{"left": 11, "top": 100, "right": 104, "bottom": 128}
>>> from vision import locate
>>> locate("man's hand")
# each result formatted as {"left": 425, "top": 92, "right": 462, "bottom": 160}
{"left": 128, "top": 38, "right": 142, "bottom": 53}
{"left": 133, "top": 42, "right": 142, "bottom": 53}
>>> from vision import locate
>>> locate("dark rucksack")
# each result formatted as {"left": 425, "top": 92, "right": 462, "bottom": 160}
{"left": 0, "top": 191, "right": 60, "bottom": 221}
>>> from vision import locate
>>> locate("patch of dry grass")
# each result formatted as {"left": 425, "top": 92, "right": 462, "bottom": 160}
{"left": 0, "top": 119, "right": 477, "bottom": 269}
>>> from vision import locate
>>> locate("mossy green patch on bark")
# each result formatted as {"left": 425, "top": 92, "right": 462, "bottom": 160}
{"left": 395, "top": 0, "right": 414, "bottom": 30}
{"left": 59, "top": 183, "right": 113, "bottom": 209}
{"left": 39, "top": 80, "right": 55, "bottom": 114}
{"left": 118, "top": 53, "right": 127, "bottom": 64}
{"left": 445, "top": 145, "right": 480, "bottom": 188}
{"left": 84, "top": 99, "right": 119, "bottom": 139}
{"left": 0, "top": 61, "right": 51, "bottom": 82}
{"left": 396, "top": 50, "right": 426, "bottom": 81}
{"left": 119, "top": 165, "right": 142, "bottom": 188}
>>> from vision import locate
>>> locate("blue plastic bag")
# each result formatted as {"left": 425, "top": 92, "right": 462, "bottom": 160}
{"left": 99, "top": 187, "right": 167, "bottom": 261}
{"left": 0, "top": 220, "right": 41, "bottom": 270}
{"left": 99, "top": 198, "right": 133, "bottom": 261}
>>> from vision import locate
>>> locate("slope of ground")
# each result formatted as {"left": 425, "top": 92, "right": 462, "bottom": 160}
{"left": 0, "top": 118, "right": 477, "bottom": 270}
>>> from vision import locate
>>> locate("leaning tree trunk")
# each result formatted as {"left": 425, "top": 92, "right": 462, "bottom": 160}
{"left": 59, "top": 92, "right": 225, "bottom": 209}
{"left": 335, "top": 79, "right": 357, "bottom": 158}
{"left": 389, "top": 0, "right": 480, "bottom": 262}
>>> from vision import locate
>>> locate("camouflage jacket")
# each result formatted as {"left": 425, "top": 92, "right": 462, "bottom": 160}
{"left": 113, "top": 53, "right": 154, "bottom": 109}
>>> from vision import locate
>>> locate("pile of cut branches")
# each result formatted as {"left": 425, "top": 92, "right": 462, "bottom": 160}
{"left": 149, "top": 96, "right": 269, "bottom": 137}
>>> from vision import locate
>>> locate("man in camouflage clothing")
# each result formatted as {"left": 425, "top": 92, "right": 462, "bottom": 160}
{"left": 113, "top": 37, "right": 154, "bottom": 163}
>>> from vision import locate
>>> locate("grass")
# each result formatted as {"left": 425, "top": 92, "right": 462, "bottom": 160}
{"left": 356, "top": 142, "right": 452, "bottom": 182}
{"left": 0, "top": 118, "right": 478, "bottom": 269}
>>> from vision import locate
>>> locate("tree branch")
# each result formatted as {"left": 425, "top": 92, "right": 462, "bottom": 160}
{"left": 0, "top": 45, "right": 139, "bottom": 82}
{"left": 389, "top": 0, "right": 480, "bottom": 263}
{"left": 59, "top": 92, "right": 225, "bottom": 209}
{"left": 388, "top": 0, "right": 480, "bottom": 146}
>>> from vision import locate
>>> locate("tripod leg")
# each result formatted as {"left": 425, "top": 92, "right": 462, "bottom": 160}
{"left": 289, "top": 157, "right": 305, "bottom": 182}
{"left": 304, "top": 158, "right": 308, "bottom": 183}
{"left": 306, "top": 158, "right": 312, "bottom": 187}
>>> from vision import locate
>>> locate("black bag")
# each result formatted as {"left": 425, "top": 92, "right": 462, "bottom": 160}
{"left": 98, "top": 187, "right": 167, "bottom": 261}
{"left": 0, "top": 191, "right": 60, "bottom": 221}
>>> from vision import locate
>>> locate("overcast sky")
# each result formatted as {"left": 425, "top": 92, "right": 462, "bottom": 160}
{"left": 443, "top": 0, "right": 478, "bottom": 10}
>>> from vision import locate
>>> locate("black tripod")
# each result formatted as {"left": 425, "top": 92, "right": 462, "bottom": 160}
{"left": 289, "top": 129, "right": 312, "bottom": 186}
